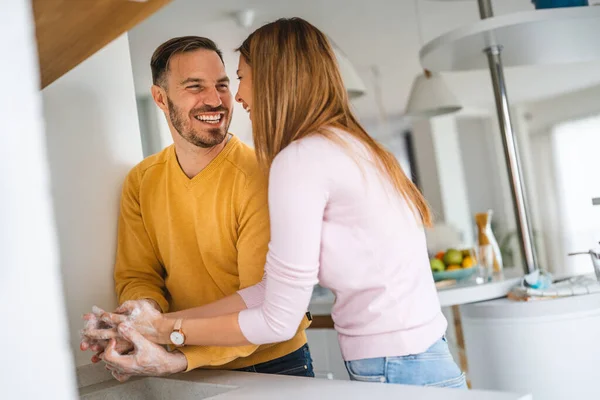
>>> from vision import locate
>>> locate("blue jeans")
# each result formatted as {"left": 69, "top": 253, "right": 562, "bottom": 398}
{"left": 235, "top": 343, "right": 315, "bottom": 377}
{"left": 344, "top": 337, "right": 466, "bottom": 388}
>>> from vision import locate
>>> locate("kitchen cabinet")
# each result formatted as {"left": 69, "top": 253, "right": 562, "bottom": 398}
{"left": 306, "top": 329, "right": 349, "bottom": 381}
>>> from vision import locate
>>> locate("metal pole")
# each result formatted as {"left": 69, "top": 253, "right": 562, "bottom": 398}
{"left": 477, "top": 0, "right": 494, "bottom": 19}
{"left": 478, "top": 0, "right": 538, "bottom": 274}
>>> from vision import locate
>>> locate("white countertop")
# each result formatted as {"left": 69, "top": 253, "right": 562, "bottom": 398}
{"left": 461, "top": 291, "right": 600, "bottom": 319}
{"left": 80, "top": 369, "right": 532, "bottom": 400}
{"left": 309, "top": 273, "right": 522, "bottom": 316}
{"left": 437, "top": 277, "right": 521, "bottom": 308}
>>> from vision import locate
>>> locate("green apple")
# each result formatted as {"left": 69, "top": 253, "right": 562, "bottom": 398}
{"left": 430, "top": 258, "right": 445, "bottom": 273}
{"left": 443, "top": 249, "right": 463, "bottom": 266}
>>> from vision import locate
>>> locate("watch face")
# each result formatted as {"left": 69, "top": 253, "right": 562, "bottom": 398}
{"left": 170, "top": 331, "right": 185, "bottom": 346}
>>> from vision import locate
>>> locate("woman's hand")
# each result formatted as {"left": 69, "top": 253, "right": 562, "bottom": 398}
{"left": 83, "top": 300, "right": 174, "bottom": 345}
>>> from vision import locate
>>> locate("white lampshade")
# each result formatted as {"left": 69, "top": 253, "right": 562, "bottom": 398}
{"left": 405, "top": 70, "right": 462, "bottom": 118}
{"left": 332, "top": 46, "right": 367, "bottom": 99}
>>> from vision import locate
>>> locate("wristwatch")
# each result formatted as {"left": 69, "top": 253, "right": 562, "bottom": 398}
{"left": 169, "top": 318, "right": 186, "bottom": 347}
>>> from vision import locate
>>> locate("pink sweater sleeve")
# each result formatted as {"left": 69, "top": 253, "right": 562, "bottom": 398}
{"left": 237, "top": 143, "right": 325, "bottom": 344}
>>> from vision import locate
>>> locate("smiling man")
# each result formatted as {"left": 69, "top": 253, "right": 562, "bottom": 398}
{"left": 83, "top": 37, "right": 312, "bottom": 380}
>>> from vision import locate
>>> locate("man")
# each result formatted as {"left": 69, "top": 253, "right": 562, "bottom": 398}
{"left": 81, "top": 36, "right": 312, "bottom": 381}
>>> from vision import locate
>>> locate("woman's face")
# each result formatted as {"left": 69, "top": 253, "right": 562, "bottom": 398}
{"left": 235, "top": 55, "right": 253, "bottom": 119}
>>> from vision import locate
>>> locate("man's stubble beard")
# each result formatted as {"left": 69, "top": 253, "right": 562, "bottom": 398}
{"left": 167, "top": 96, "right": 231, "bottom": 149}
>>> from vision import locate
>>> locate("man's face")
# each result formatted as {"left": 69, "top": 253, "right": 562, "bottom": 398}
{"left": 162, "top": 49, "right": 233, "bottom": 148}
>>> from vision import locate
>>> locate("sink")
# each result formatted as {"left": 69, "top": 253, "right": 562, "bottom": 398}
{"left": 79, "top": 377, "right": 236, "bottom": 400}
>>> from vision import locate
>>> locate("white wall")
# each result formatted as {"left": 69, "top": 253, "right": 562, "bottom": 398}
{"left": 412, "top": 116, "right": 474, "bottom": 247}
{"left": 1, "top": 0, "right": 76, "bottom": 398}
{"left": 412, "top": 119, "right": 446, "bottom": 223}
{"left": 456, "top": 117, "right": 513, "bottom": 240}
{"left": 431, "top": 116, "right": 474, "bottom": 246}
{"left": 137, "top": 96, "right": 163, "bottom": 156}
{"left": 522, "top": 83, "right": 600, "bottom": 134}
{"left": 42, "top": 34, "right": 144, "bottom": 367}
{"left": 362, "top": 114, "right": 412, "bottom": 177}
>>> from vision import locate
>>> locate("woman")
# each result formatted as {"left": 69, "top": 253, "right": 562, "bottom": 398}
{"left": 94, "top": 18, "right": 466, "bottom": 388}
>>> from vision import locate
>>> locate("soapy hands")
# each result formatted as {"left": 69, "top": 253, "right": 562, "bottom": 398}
{"left": 102, "top": 323, "right": 187, "bottom": 382}
{"left": 80, "top": 300, "right": 184, "bottom": 382}
{"left": 84, "top": 300, "right": 168, "bottom": 344}
{"left": 80, "top": 308, "right": 134, "bottom": 363}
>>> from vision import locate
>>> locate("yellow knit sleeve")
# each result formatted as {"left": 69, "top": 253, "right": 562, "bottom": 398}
{"left": 114, "top": 168, "right": 169, "bottom": 313}
{"left": 236, "top": 170, "right": 271, "bottom": 290}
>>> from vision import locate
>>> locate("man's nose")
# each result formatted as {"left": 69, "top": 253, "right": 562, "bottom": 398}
{"left": 203, "top": 87, "right": 222, "bottom": 108}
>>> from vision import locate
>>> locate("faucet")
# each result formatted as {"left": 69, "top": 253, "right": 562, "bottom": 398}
{"left": 568, "top": 243, "right": 600, "bottom": 282}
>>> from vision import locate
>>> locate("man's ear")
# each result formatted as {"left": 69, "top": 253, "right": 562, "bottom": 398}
{"left": 151, "top": 85, "right": 168, "bottom": 114}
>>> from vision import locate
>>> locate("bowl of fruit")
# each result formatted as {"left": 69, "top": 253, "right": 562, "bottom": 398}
{"left": 430, "top": 248, "right": 477, "bottom": 282}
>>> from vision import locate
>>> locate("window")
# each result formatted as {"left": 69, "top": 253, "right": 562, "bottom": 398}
{"left": 551, "top": 115, "right": 600, "bottom": 275}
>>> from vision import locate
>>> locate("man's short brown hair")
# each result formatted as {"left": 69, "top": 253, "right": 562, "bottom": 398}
{"left": 151, "top": 36, "right": 224, "bottom": 87}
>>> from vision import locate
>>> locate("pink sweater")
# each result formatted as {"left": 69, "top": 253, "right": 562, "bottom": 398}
{"left": 238, "top": 130, "right": 446, "bottom": 361}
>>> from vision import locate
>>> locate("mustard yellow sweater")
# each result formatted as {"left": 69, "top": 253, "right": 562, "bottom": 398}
{"left": 114, "top": 136, "right": 308, "bottom": 371}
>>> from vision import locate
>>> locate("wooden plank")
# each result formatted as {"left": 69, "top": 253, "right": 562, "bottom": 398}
{"left": 452, "top": 305, "right": 472, "bottom": 389}
{"left": 33, "top": 0, "right": 171, "bottom": 88}
{"left": 308, "top": 315, "right": 335, "bottom": 329}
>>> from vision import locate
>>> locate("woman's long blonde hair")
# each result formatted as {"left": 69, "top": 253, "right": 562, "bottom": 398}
{"left": 237, "top": 18, "right": 432, "bottom": 226}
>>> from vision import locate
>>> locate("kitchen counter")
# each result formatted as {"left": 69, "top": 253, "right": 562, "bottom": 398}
{"left": 309, "top": 274, "right": 522, "bottom": 316}
{"left": 79, "top": 368, "right": 532, "bottom": 400}
{"left": 460, "top": 292, "right": 600, "bottom": 399}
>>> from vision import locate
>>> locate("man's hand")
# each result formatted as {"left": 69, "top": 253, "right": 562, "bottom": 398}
{"left": 82, "top": 336, "right": 134, "bottom": 364}
{"left": 80, "top": 308, "right": 134, "bottom": 363}
{"left": 102, "top": 323, "right": 187, "bottom": 382}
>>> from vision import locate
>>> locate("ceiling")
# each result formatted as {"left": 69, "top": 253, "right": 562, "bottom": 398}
{"left": 128, "top": 0, "right": 600, "bottom": 121}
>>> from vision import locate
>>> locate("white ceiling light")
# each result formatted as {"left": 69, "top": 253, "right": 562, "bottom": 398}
{"left": 332, "top": 45, "right": 367, "bottom": 99}
{"left": 405, "top": 1, "right": 461, "bottom": 118}
{"left": 406, "top": 69, "right": 462, "bottom": 118}
{"left": 232, "top": 9, "right": 255, "bottom": 29}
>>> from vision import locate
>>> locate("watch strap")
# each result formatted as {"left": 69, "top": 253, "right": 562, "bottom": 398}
{"left": 173, "top": 318, "right": 183, "bottom": 332}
